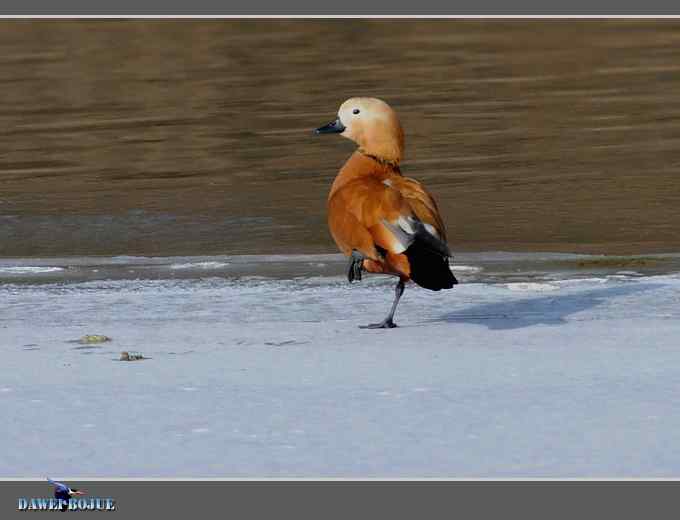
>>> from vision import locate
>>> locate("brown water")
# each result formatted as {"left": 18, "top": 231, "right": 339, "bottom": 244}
{"left": 1, "top": 20, "right": 679, "bottom": 258}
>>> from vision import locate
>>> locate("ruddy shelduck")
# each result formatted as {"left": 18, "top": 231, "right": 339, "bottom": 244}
{"left": 315, "top": 97, "right": 457, "bottom": 328}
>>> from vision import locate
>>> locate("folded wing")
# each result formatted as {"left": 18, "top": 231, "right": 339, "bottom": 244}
{"left": 327, "top": 174, "right": 450, "bottom": 261}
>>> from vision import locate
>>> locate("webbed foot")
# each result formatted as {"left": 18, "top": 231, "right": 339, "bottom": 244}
{"left": 359, "top": 319, "right": 397, "bottom": 329}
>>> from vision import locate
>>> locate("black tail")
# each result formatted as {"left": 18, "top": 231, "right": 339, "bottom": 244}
{"left": 404, "top": 240, "right": 458, "bottom": 291}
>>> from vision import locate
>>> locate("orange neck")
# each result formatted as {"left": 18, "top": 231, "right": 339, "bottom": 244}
{"left": 328, "top": 151, "right": 401, "bottom": 200}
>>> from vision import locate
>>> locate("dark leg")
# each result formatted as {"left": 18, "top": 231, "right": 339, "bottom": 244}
{"left": 360, "top": 279, "right": 406, "bottom": 329}
{"left": 348, "top": 250, "right": 364, "bottom": 283}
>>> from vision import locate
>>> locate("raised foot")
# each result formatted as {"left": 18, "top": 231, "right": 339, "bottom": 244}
{"left": 348, "top": 250, "right": 364, "bottom": 283}
{"left": 359, "top": 319, "right": 397, "bottom": 329}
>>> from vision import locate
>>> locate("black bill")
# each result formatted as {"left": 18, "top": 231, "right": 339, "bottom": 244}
{"left": 314, "top": 118, "right": 345, "bottom": 134}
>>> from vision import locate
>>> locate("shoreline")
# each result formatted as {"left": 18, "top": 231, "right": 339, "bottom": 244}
{"left": 2, "top": 251, "right": 680, "bottom": 285}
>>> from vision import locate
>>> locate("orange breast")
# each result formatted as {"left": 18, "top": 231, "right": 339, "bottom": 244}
{"left": 327, "top": 152, "right": 448, "bottom": 280}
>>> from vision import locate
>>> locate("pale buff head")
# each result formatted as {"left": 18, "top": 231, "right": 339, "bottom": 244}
{"left": 315, "top": 97, "right": 405, "bottom": 164}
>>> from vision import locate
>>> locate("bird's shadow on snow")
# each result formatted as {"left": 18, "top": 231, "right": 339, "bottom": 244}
{"left": 431, "top": 282, "right": 662, "bottom": 330}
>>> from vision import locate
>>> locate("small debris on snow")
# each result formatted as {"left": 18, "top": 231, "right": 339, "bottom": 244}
{"left": 77, "top": 334, "right": 111, "bottom": 344}
{"left": 119, "top": 351, "right": 149, "bottom": 361}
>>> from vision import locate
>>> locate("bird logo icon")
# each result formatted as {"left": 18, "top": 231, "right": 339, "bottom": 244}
{"left": 47, "top": 478, "right": 86, "bottom": 511}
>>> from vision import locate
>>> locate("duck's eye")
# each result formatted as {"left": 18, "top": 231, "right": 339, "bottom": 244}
{"left": 353, "top": 109, "right": 360, "bottom": 115}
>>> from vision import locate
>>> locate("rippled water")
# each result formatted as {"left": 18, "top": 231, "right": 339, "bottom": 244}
{"left": 1, "top": 20, "right": 680, "bottom": 257}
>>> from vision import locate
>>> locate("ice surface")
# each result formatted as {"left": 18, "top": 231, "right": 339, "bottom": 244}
{"left": 0, "top": 266, "right": 64, "bottom": 274}
{"left": 504, "top": 282, "right": 560, "bottom": 292}
{"left": 2, "top": 255, "right": 680, "bottom": 477}
{"left": 169, "top": 261, "right": 231, "bottom": 270}
{"left": 450, "top": 265, "right": 483, "bottom": 273}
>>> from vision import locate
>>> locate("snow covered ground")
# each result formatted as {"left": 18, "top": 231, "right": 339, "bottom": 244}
{"left": 2, "top": 253, "right": 680, "bottom": 477}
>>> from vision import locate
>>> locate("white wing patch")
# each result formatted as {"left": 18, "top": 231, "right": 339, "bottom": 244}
{"left": 398, "top": 216, "right": 439, "bottom": 238}
{"left": 382, "top": 218, "right": 415, "bottom": 253}
{"left": 423, "top": 222, "right": 439, "bottom": 237}
{"left": 383, "top": 216, "right": 448, "bottom": 256}
{"left": 383, "top": 216, "right": 440, "bottom": 252}
{"left": 397, "top": 216, "right": 415, "bottom": 234}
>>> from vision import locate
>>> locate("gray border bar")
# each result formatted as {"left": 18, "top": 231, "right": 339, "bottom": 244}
{"left": 4, "top": 481, "right": 680, "bottom": 518}
{"left": 1, "top": 1, "right": 680, "bottom": 15}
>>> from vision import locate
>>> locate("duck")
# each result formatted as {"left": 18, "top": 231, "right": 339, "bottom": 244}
{"left": 315, "top": 97, "right": 457, "bottom": 328}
